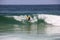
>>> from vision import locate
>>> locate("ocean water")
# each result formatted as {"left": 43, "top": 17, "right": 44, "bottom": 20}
{"left": 0, "top": 5, "right": 60, "bottom": 15}
{"left": 0, "top": 5, "right": 60, "bottom": 40}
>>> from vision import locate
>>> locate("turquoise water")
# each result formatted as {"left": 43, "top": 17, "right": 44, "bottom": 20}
{"left": 0, "top": 14, "right": 60, "bottom": 40}
{"left": 0, "top": 5, "right": 60, "bottom": 40}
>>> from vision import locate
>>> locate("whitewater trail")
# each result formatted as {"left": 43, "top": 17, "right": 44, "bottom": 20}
{"left": 38, "top": 14, "right": 60, "bottom": 26}
{"left": 13, "top": 14, "right": 60, "bottom": 26}
{"left": 13, "top": 15, "right": 38, "bottom": 23}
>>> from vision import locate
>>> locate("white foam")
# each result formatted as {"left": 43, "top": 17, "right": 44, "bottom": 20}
{"left": 30, "top": 16, "right": 37, "bottom": 23}
{"left": 13, "top": 15, "right": 27, "bottom": 21}
{"left": 13, "top": 15, "right": 38, "bottom": 23}
{"left": 13, "top": 14, "right": 60, "bottom": 26}
{"left": 37, "top": 14, "right": 60, "bottom": 26}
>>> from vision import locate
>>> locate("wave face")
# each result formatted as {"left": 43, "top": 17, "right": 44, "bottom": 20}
{"left": 2, "top": 14, "right": 60, "bottom": 26}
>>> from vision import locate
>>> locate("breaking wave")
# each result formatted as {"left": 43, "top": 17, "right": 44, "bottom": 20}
{"left": 0, "top": 14, "right": 60, "bottom": 26}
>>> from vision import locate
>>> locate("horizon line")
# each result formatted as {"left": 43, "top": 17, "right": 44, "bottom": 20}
{"left": 0, "top": 4, "right": 60, "bottom": 5}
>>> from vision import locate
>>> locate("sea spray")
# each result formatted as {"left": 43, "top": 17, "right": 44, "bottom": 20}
{"left": 13, "top": 14, "right": 60, "bottom": 26}
{"left": 0, "top": 14, "right": 60, "bottom": 26}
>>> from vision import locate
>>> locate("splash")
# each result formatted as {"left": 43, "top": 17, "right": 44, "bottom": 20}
{"left": 12, "top": 14, "right": 60, "bottom": 26}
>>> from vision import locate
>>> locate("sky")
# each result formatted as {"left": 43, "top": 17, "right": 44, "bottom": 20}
{"left": 0, "top": 0, "right": 60, "bottom": 5}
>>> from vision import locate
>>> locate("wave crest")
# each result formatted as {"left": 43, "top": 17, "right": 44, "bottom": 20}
{"left": 12, "top": 14, "right": 60, "bottom": 26}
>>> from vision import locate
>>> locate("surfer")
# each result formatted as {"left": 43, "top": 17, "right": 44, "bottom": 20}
{"left": 26, "top": 15, "right": 31, "bottom": 21}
